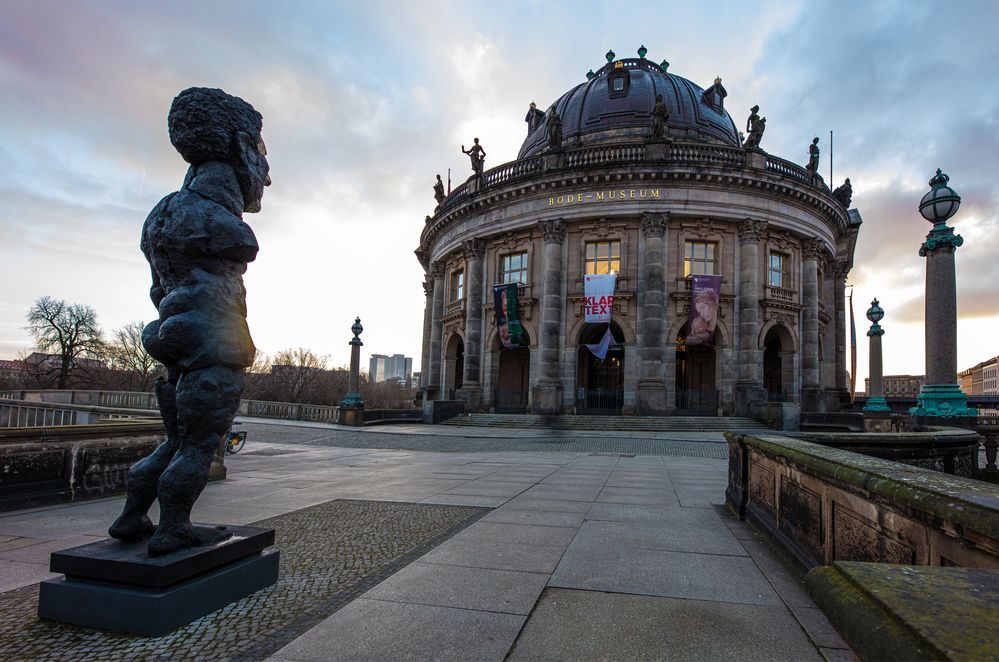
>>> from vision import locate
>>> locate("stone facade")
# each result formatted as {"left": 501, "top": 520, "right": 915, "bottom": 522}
{"left": 417, "top": 57, "right": 861, "bottom": 420}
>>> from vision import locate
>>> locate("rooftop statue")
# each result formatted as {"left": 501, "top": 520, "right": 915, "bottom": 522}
{"left": 462, "top": 138, "right": 486, "bottom": 177}
{"left": 433, "top": 174, "right": 445, "bottom": 206}
{"left": 806, "top": 137, "right": 820, "bottom": 173}
{"left": 651, "top": 94, "right": 670, "bottom": 140}
{"left": 546, "top": 108, "right": 563, "bottom": 149}
{"left": 832, "top": 178, "right": 853, "bottom": 207}
{"left": 525, "top": 101, "right": 545, "bottom": 133}
{"left": 743, "top": 105, "right": 766, "bottom": 150}
{"left": 109, "top": 87, "right": 269, "bottom": 556}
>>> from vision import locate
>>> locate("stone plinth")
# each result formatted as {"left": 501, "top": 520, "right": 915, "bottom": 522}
{"left": 39, "top": 525, "right": 278, "bottom": 635}
{"left": 862, "top": 411, "right": 892, "bottom": 433}
{"left": 339, "top": 406, "right": 364, "bottom": 426}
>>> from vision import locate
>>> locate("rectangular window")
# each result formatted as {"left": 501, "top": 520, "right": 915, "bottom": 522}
{"left": 683, "top": 241, "right": 716, "bottom": 276}
{"left": 768, "top": 252, "right": 789, "bottom": 288}
{"left": 584, "top": 241, "right": 621, "bottom": 275}
{"left": 500, "top": 252, "right": 528, "bottom": 285}
{"left": 450, "top": 269, "right": 464, "bottom": 301}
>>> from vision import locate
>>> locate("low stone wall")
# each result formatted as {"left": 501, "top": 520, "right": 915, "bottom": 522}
{"left": 0, "top": 422, "right": 165, "bottom": 512}
{"left": 422, "top": 400, "right": 466, "bottom": 424}
{"left": 748, "top": 401, "right": 799, "bottom": 431}
{"left": 726, "top": 431, "right": 999, "bottom": 570}
{"left": 363, "top": 409, "right": 423, "bottom": 425}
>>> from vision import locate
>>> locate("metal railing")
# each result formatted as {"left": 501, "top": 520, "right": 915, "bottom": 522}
{"left": 675, "top": 389, "right": 719, "bottom": 415}
{"left": 494, "top": 388, "right": 528, "bottom": 414}
{"left": 579, "top": 388, "right": 623, "bottom": 413}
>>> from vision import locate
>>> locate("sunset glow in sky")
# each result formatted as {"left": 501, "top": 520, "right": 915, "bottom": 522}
{"left": 1, "top": 0, "right": 997, "bottom": 386}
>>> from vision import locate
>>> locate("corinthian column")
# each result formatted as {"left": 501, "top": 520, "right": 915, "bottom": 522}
{"left": 735, "top": 219, "right": 767, "bottom": 413}
{"left": 833, "top": 264, "right": 850, "bottom": 405}
{"left": 459, "top": 239, "right": 485, "bottom": 409}
{"left": 532, "top": 218, "right": 565, "bottom": 414}
{"left": 420, "top": 278, "right": 433, "bottom": 390}
{"left": 636, "top": 212, "right": 668, "bottom": 415}
{"left": 427, "top": 261, "right": 445, "bottom": 400}
{"left": 801, "top": 238, "right": 823, "bottom": 412}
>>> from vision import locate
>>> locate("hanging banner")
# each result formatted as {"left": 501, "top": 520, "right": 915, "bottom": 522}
{"left": 585, "top": 326, "right": 614, "bottom": 360}
{"left": 686, "top": 274, "right": 722, "bottom": 345}
{"left": 583, "top": 273, "right": 617, "bottom": 323}
{"left": 493, "top": 283, "right": 527, "bottom": 349}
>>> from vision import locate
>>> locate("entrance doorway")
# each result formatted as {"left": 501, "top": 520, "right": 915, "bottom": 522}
{"left": 577, "top": 324, "right": 624, "bottom": 414}
{"left": 763, "top": 326, "right": 792, "bottom": 402}
{"left": 496, "top": 347, "right": 529, "bottom": 413}
{"left": 444, "top": 335, "right": 464, "bottom": 399}
{"left": 675, "top": 326, "right": 717, "bottom": 415}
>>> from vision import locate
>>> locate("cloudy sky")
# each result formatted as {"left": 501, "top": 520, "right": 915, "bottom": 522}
{"left": 1, "top": 0, "right": 997, "bottom": 387}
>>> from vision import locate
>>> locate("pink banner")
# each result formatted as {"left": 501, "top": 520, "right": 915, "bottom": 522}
{"left": 687, "top": 275, "right": 721, "bottom": 345}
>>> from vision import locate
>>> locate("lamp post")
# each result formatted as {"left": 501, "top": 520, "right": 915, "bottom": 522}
{"left": 340, "top": 317, "right": 365, "bottom": 425}
{"left": 910, "top": 170, "right": 977, "bottom": 419}
{"left": 863, "top": 298, "right": 890, "bottom": 413}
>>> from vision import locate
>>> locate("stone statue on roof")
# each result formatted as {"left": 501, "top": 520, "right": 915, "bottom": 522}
{"left": 806, "top": 137, "right": 820, "bottom": 173}
{"left": 525, "top": 101, "right": 545, "bottom": 133}
{"left": 433, "top": 174, "right": 445, "bottom": 206}
{"left": 651, "top": 94, "right": 670, "bottom": 140}
{"left": 744, "top": 105, "right": 766, "bottom": 150}
{"left": 462, "top": 138, "right": 486, "bottom": 177}
{"left": 546, "top": 108, "right": 563, "bottom": 149}
{"left": 832, "top": 178, "right": 853, "bottom": 207}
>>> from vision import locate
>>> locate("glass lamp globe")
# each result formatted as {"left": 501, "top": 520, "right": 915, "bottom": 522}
{"left": 866, "top": 298, "right": 884, "bottom": 324}
{"left": 351, "top": 317, "right": 363, "bottom": 337}
{"left": 918, "top": 169, "right": 961, "bottom": 225}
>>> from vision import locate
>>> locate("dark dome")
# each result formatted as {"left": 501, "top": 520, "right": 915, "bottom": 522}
{"left": 518, "top": 58, "right": 741, "bottom": 159}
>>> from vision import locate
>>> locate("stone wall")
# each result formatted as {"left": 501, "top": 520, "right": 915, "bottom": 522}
{"left": 726, "top": 431, "right": 999, "bottom": 570}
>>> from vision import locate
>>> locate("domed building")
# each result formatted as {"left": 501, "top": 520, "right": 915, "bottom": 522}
{"left": 416, "top": 48, "right": 861, "bottom": 423}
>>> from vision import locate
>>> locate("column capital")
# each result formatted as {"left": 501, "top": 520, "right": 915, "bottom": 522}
{"left": 414, "top": 247, "right": 430, "bottom": 270}
{"left": 422, "top": 278, "right": 434, "bottom": 298}
{"left": 640, "top": 212, "right": 668, "bottom": 238}
{"left": 919, "top": 225, "right": 964, "bottom": 256}
{"left": 832, "top": 262, "right": 851, "bottom": 281}
{"left": 737, "top": 218, "right": 767, "bottom": 243}
{"left": 802, "top": 236, "right": 826, "bottom": 261}
{"left": 430, "top": 261, "right": 446, "bottom": 279}
{"left": 462, "top": 238, "right": 486, "bottom": 260}
{"left": 539, "top": 218, "right": 566, "bottom": 244}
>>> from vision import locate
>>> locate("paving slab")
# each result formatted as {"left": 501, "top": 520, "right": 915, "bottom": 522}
{"left": 0, "top": 560, "right": 56, "bottom": 593}
{"left": 585, "top": 502, "right": 680, "bottom": 523}
{"left": 273, "top": 598, "right": 524, "bottom": 661}
{"left": 566, "top": 516, "right": 747, "bottom": 557}
{"left": 481, "top": 508, "right": 586, "bottom": 528}
{"left": 507, "top": 588, "right": 823, "bottom": 662}
{"left": 595, "top": 486, "right": 680, "bottom": 506}
{"left": 443, "top": 480, "right": 532, "bottom": 497}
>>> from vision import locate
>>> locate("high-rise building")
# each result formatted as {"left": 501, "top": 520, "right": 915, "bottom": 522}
{"left": 369, "top": 353, "right": 413, "bottom": 385}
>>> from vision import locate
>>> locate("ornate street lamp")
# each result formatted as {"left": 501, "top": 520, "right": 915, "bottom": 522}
{"left": 340, "top": 317, "right": 365, "bottom": 420}
{"left": 863, "top": 298, "right": 890, "bottom": 413}
{"left": 911, "top": 170, "right": 977, "bottom": 419}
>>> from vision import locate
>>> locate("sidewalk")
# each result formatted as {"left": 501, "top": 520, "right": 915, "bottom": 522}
{"left": 0, "top": 424, "right": 853, "bottom": 661}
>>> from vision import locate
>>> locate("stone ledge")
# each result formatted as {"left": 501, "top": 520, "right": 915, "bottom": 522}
{"left": 806, "top": 562, "right": 999, "bottom": 661}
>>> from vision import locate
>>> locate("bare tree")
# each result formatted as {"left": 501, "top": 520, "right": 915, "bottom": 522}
{"left": 268, "top": 348, "right": 331, "bottom": 403}
{"left": 242, "top": 350, "right": 274, "bottom": 400}
{"left": 106, "top": 321, "right": 162, "bottom": 392}
{"left": 24, "top": 296, "right": 106, "bottom": 389}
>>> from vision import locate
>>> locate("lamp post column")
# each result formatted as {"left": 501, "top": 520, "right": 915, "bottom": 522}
{"left": 637, "top": 212, "right": 668, "bottom": 415}
{"left": 911, "top": 170, "right": 977, "bottom": 420}
{"left": 460, "top": 239, "right": 485, "bottom": 410}
{"left": 340, "top": 317, "right": 365, "bottom": 426}
{"left": 533, "top": 218, "right": 565, "bottom": 414}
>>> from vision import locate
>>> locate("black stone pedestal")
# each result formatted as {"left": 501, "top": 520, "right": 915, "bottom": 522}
{"left": 38, "top": 524, "right": 279, "bottom": 636}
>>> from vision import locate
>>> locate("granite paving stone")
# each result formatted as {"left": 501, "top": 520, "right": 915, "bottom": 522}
{"left": 566, "top": 516, "right": 747, "bottom": 556}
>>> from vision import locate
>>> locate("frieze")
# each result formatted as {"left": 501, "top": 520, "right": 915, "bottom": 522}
{"left": 763, "top": 308, "right": 799, "bottom": 328}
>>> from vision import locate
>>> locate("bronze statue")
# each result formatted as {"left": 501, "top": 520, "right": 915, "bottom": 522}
{"left": 744, "top": 105, "right": 766, "bottom": 150}
{"left": 806, "top": 137, "right": 820, "bottom": 173}
{"left": 546, "top": 108, "right": 563, "bottom": 149}
{"left": 832, "top": 178, "right": 853, "bottom": 207}
{"left": 109, "top": 87, "right": 269, "bottom": 556}
{"left": 461, "top": 138, "right": 486, "bottom": 177}
{"left": 433, "top": 174, "right": 445, "bottom": 206}
{"left": 525, "top": 101, "right": 545, "bottom": 133}
{"left": 651, "top": 94, "right": 670, "bottom": 140}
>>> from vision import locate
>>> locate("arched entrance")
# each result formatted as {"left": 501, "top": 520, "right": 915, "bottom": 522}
{"left": 444, "top": 334, "right": 464, "bottom": 400}
{"left": 577, "top": 323, "right": 624, "bottom": 414}
{"left": 675, "top": 324, "right": 717, "bottom": 415}
{"left": 496, "top": 346, "right": 529, "bottom": 413}
{"left": 762, "top": 325, "right": 794, "bottom": 402}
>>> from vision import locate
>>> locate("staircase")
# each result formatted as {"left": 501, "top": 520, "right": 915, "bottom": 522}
{"left": 441, "top": 413, "right": 771, "bottom": 432}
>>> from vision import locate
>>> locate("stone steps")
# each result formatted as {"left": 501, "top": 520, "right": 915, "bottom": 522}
{"left": 442, "top": 413, "right": 770, "bottom": 432}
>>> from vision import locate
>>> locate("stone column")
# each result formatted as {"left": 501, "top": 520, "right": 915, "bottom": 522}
{"left": 735, "top": 219, "right": 767, "bottom": 413}
{"left": 800, "top": 238, "right": 823, "bottom": 412}
{"left": 420, "top": 278, "right": 432, "bottom": 390}
{"left": 636, "top": 212, "right": 668, "bottom": 415}
{"left": 427, "top": 261, "right": 445, "bottom": 400}
{"left": 864, "top": 302, "right": 889, "bottom": 412}
{"left": 532, "top": 218, "right": 565, "bottom": 414}
{"left": 833, "top": 264, "right": 851, "bottom": 405}
{"left": 340, "top": 317, "right": 364, "bottom": 426}
{"left": 459, "top": 239, "right": 485, "bottom": 410}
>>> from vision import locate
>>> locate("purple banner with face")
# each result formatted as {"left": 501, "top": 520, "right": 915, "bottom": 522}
{"left": 493, "top": 283, "right": 527, "bottom": 349}
{"left": 687, "top": 274, "right": 722, "bottom": 345}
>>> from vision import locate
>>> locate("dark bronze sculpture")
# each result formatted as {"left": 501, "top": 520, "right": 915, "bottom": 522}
{"left": 462, "top": 138, "right": 486, "bottom": 177}
{"left": 525, "top": 101, "right": 545, "bottom": 133}
{"left": 744, "top": 105, "right": 766, "bottom": 150}
{"left": 832, "top": 178, "right": 853, "bottom": 207}
{"left": 109, "top": 87, "right": 269, "bottom": 556}
{"left": 651, "top": 94, "right": 670, "bottom": 140}
{"left": 433, "top": 174, "right": 445, "bottom": 206}
{"left": 546, "top": 108, "right": 563, "bottom": 149}
{"left": 806, "top": 137, "right": 820, "bottom": 173}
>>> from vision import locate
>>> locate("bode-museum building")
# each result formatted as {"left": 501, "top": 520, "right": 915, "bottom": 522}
{"left": 416, "top": 48, "right": 861, "bottom": 420}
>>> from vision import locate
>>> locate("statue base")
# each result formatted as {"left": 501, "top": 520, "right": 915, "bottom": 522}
{"left": 339, "top": 405, "right": 364, "bottom": 426}
{"left": 39, "top": 524, "right": 278, "bottom": 636}
{"left": 909, "top": 383, "right": 978, "bottom": 418}
{"left": 862, "top": 396, "right": 891, "bottom": 413}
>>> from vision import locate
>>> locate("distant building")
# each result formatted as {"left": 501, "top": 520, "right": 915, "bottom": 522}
{"left": 958, "top": 355, "right": 999, "bottom": 395}
{"left": 369, "top": 354, "right": 413, "bottom": 385}
{"left": 0, "top": 359, "right": 25, "bottom": 387}
{"left": 865, "top": 374, "right": 925, "bottom": 397}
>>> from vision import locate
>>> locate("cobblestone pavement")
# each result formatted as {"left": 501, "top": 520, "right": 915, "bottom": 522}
{"left": 234, "top": 422, "right": 729, "bottom": 459}
{"left": 0, "top": 500, "right": 487, "bottom": 661}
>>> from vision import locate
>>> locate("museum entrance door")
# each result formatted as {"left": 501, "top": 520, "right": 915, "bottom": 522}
{"left": 763, "top": 327, "right": 789, "bottom": 402}
{"left": 444, "top": 336, "right": 464, "bottom": 400}
{"left": 675, "top": 328, "right": 717, "bottom": 415}
{"left": 577, "top": 324, "right": 624, "bottom": 415}
{"left": 496, "top": 347, "right": 529, "bottom": 413}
